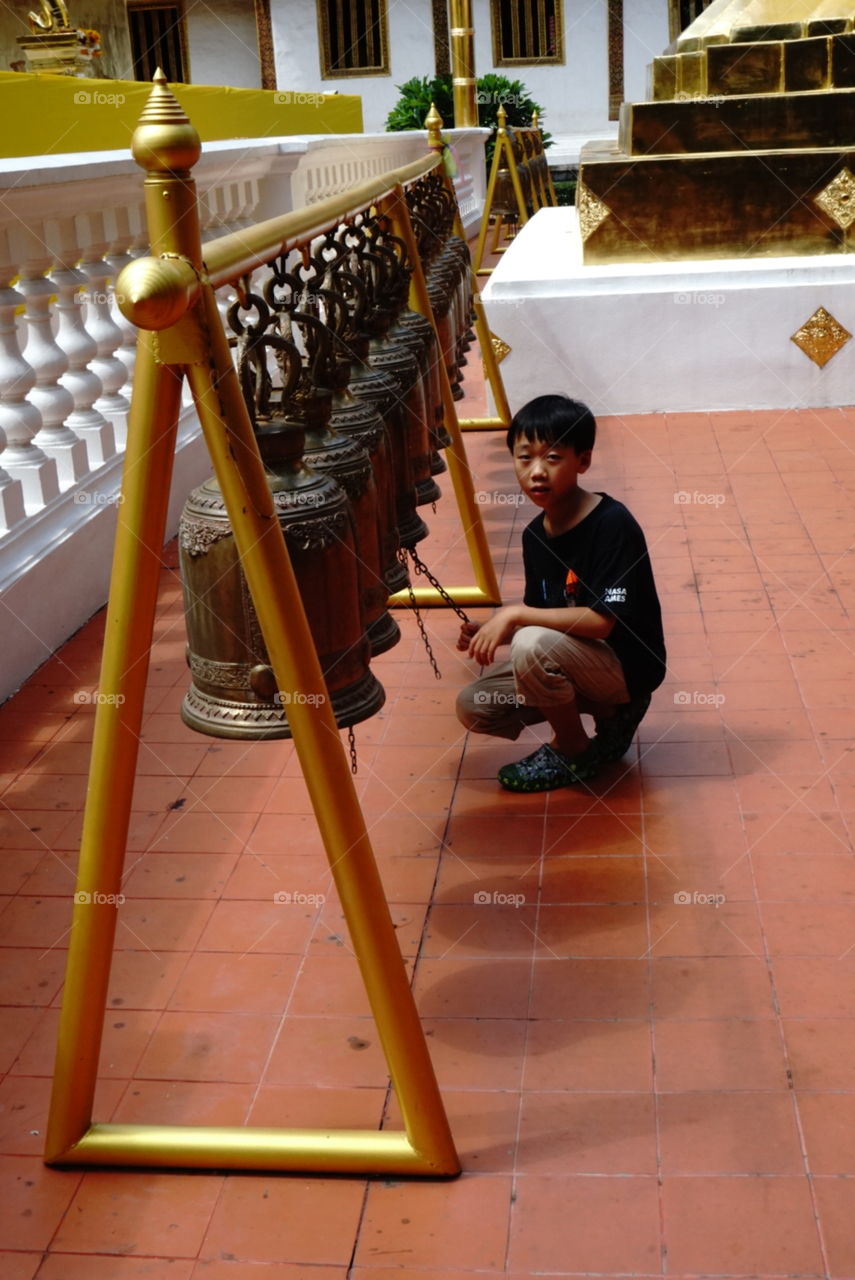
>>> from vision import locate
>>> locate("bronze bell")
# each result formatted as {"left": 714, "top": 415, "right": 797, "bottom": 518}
{"left": 179, "top": 415, "right": 384, "bottom": 738}
{"left": 178, "top": 296, "right": 385, "bottom": 739}
{"left": 347, "top": 217, "right": 439, "bottom": 508}
{"left": 256, "top": 272, "right": 400, "bottom": 657}
{"left": 328, "top": 236, "right": 428, "bottom": 551}
{"left": 406, "top": 170, "right": 467, "bottom": 415}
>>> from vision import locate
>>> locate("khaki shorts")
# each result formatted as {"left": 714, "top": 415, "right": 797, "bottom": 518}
{"left": 456, "top": 624, "right": 630, "bottom": 741}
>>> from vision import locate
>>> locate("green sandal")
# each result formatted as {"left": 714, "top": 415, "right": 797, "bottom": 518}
{"left": 497, "top": 742, "right": 601, "bottom": 793}
{"left": 593, "top": 693, "right": 651, "bottom": 763}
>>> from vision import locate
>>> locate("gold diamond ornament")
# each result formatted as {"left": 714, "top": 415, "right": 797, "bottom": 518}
{"left": 791, "top": 307, "right": 852, "bottom": 368}
{"left": 814, "top": 168, "right": 855, "bottom": 231}
{"left": 577, "top": 179, "right": 612, "bottom": 242}
{"left": 490, "top": 332, "right": 511, "bottom": 364}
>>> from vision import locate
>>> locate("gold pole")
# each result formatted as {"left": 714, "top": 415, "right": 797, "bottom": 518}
{"left": 434, "top": 124, "right": 513, "bottom": 433}
{"left": 382, "top": 183, "right": 500, "bottom": 608}
{"left": 44, "top": 337, "right": 184, "bottom": 1160}
{"left": 449, "top": 0, "right": 477, "bottom": 127}
{"left": 45, "top": 72, "right": 459, "bottom": 1178}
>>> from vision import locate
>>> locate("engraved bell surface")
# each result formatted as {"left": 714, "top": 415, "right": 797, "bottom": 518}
{"left": 179, "top": 415, "right": 385, "bottom": 739}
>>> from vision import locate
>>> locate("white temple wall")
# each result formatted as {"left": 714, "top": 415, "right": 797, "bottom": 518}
{"left": 270, "top": 0, "right": 669, "bottom": 160}
{"left": 184, "top": 0, "right": 262, "bottom": 88}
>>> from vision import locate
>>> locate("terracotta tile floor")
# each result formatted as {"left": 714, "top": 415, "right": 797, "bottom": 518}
{"left": 3, "top": 327, "right": 855, "bottom": 1278}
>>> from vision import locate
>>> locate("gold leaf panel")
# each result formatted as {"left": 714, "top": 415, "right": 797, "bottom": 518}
{"left": 814, "top": 169, "right": 855, "bottom": 232}
{"left": 790, "top": 307, "right": 852, "bottom": 368}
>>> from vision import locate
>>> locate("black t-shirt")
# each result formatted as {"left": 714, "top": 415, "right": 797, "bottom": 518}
{"left": 522, "top": 493, "right": 666, "bottom": 697}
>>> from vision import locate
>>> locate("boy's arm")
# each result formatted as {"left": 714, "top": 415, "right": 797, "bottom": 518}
{"left": 467, "top": 604, "right": 614, "bottom": 665}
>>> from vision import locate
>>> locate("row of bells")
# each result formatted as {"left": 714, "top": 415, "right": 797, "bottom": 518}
{"left": 178, "top": 215, "right": 474, "bottom": 739}
{"left": 491, "top": 127, "right": 551, "bottom": 219}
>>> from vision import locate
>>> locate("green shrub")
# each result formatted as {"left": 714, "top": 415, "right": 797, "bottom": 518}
{"left": 385, "top": 73, "right": 551, "bottom": 170}
{"left": 553, "top": 179, "right": 576, "bottom": 206}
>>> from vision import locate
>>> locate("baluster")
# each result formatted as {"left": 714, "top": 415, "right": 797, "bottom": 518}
{"left": 0, "top": 230, "right": 59, "bottom": 515}
{"left": 77, "top": 211, "right": 129, "bottom": 434}
{"left": 17, "top": 229, "right": 88, "bottom": 490}
{"left": 0, "top": 284, "right": 28, "bottom": 532}
{"left": 106, "top": 203, "right": 147, "bottom": 445}
{"left": 48, "top": 217, "right": 114, "bottom": 470}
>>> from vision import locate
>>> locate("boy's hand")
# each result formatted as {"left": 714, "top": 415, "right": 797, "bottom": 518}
{"left": 457, "top": 621, "right": 480, "bottom": 651}
{"left": 467, "top": 606, "right": 520, "bottom": 665}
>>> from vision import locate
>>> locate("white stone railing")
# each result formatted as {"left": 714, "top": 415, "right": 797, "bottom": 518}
{"left": 0, "top": 127, "right": 488, "bottom": 701}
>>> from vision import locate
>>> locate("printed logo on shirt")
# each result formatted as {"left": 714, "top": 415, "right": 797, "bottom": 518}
{"left": 564, "top": 569, "right": 579, "bottom": 604}
{"left": 603, "top": 586, "right": 626, "bottom": 605}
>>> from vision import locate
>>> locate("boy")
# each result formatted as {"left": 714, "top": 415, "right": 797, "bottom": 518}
{"left": 456, "top": 394, "right": 666, "bottom": 791}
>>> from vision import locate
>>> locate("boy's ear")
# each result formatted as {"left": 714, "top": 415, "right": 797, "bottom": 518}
{"left": 576, "top": 449, "right": 593, "bottom": 473}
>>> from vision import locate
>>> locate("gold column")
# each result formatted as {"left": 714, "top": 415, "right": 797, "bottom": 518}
{"left": 449, "top": 0, "right": 478, "bottom": 126}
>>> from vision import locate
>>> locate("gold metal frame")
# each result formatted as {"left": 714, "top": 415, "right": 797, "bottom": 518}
{"left": 43, "top": 73, "right": 479, "bottom": 1177}
{"left": 422, "top": 109, "right": 513, "bottom": 440}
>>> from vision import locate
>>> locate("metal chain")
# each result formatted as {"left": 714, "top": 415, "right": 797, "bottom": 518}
{"left": 347, "top": 725, "right": 358, "bottom": 774}
{"left": 407, "top": 546, "right": 472, "bottom": 626}
{"left": 397, "top": 549, "right": 442, "bottom": 680}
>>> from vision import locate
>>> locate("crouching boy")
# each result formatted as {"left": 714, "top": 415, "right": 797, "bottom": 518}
{"left": 456, "top": 394, "right": 666, "bottom": 791}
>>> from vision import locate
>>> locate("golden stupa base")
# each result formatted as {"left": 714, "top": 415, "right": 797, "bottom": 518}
{"left": 578, "top": 141, "right": 855, "bottom": 263}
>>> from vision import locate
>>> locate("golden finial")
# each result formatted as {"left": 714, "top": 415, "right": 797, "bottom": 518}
{"left": 532, "top": 110, "right": 539, "bottom": 130}
{"left": 497, "top": 104, "right": 508, "bottom": 131}
{"left": 424, "top": 102, "right": 444, "bottom": 151}
{"left": 28, "top": 1, "right": 70, "bottom": 33}
{"left": 131, "top": 68, "right": 201, "bottom": 175}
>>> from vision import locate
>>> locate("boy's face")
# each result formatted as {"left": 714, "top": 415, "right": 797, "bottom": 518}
{"left": 511, "top": 434, "right": 592, "bottom": 511}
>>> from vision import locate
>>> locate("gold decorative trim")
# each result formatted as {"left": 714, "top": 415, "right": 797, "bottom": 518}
{"left": 791, "top": 307, "right": 852, "bottom": 368}
{"left": 490, "top": 0, "right": 565, "bottom": 66}
{"left": 814, "top": 168, "right": 855, "bottom": 231}
{"left": 490, "top": 332, "right": 511, "bottom": 364}
{"left": 577, "top": 180, "right": 612, "bottom": 241}
{"left": 317, "top": 0, "right": 389, "bottom": 78}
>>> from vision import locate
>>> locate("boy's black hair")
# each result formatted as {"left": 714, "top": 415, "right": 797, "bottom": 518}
{"left": 506, "top": 394, "right": 596, "bottom": 455}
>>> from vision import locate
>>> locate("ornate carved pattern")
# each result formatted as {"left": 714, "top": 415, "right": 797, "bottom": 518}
{"left": 814, "top": 169, "right": 855, "bottom": 231}
{"left": 791, "top": 307, "right": 852, "bottom": 368}
{"left": 577, "top": 180, "right": 612, "bottom": 242}
{"left": 188, "top": 653, "right": 252, "bottom": 690}
{"left": 179, "top": 515, "right": 230, "bottom": 557}
{"left": 490, "top": 332, "right": 512, "bottom": 364}
{"left": 279, "top": 509, "right": 350, "bottom": 550}
{"left": 607, "top": 0, "right": 624, "bottom": 121}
